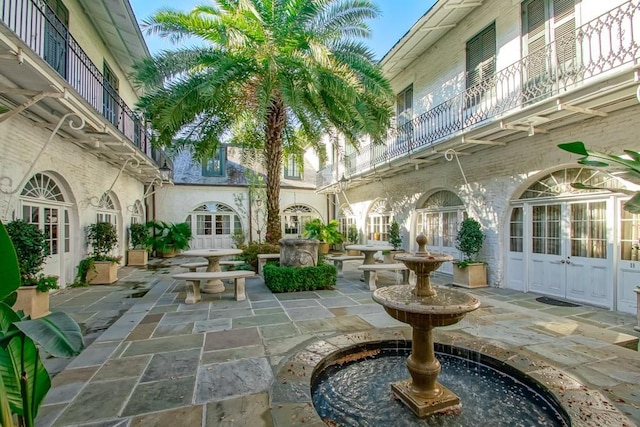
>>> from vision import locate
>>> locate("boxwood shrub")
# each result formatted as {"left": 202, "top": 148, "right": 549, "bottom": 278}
{"left": 263, "top": 263, "right": 337, "bottom": 292}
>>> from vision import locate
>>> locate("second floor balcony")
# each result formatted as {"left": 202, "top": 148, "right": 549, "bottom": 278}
{"left": 317, "top": 0, "right": 640, "bottom": 189}
{"left": 0, "top": 0, "right": 158, "bottom": 167}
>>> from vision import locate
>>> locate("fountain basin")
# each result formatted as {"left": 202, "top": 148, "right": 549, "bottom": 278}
{"left": 311, "top": 340, "right": 570, "bottom": 426}
{"left": 373, "top": 286, "right": 481, "bottom": 327}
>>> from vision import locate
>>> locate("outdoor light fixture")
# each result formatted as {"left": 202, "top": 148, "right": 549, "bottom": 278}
{"left": 337, "top": 174, "right": 349, "bottom": 192}
{"left": 159, "top": 161, "right": 172, "bottom": 182}
{"left": 255, "top": 197, "right": 263, "bottom": 207}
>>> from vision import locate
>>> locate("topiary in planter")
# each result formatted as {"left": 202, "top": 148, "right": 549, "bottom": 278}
{"left": 455, "top": 217, "right": 485, "bottom": 267}
{"left": 388, "top": 219, "right": 402, "bottom": 250}
{"left": 6, "top": 219, "right": 58, "bottom": 292}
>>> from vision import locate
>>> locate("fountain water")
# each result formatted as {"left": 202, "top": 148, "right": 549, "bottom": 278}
{"left": 372, "top": 234, "right": 480, "bottom": 417}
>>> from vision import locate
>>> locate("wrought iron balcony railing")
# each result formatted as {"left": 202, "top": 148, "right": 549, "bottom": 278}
{"left": 0, "top": 0, "right": 153, "bottom": 159}
{"left": 340, "top": 0, "right": 640, "bottom": 178}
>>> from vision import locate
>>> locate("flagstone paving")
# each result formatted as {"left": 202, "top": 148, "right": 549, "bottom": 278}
{"left": 39, "top": 259, "right": 640, "bottom": 427}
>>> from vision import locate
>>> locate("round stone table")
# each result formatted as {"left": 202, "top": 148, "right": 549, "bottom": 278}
{"left": 344, "top": 244, "right": 393, "bottom": 284}
{"left": 182, "top": 249, "right": 242, "bottom": 293}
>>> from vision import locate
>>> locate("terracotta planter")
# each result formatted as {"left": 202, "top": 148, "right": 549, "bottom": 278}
{"left": 161, "top": 247, "right": 176, "bottom": 258}
{"left": 127, "top": 249, "right": 148, "bottom": 266}
{"left": 318, "top": 242, "right": 330, "bottom": 254}
{"left": 14, "top": 286, "right": 50, "bottom": 318}
{"left": 452, "top": 263, "right": 488, "bottom": 288}
{"left": 634, "top": 288, "right": 640, "bottom": 332}
{"left": 88, "top": 261, "right": 118, "bottom": 284}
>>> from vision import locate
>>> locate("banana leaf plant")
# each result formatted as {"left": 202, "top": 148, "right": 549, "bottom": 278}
{"left": 558, "top": 141, "right": 640, "bottom": 213}
{"left": 0, "top": 221, "right": 84, "bottom": 427}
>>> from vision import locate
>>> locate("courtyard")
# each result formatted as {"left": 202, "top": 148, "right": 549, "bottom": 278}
{"left": 35, "top": 259, "right": 640, "bottom": 427}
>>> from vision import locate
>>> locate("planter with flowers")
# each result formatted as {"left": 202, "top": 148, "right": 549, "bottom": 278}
{"left": 6, "top": 219, "right": 59, "bottom": 318}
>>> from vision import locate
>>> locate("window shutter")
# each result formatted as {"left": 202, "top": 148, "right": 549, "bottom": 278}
{"left": 523, "top": 0, "right": 547, "bottom": 83}
{"left": 466, "top": 24, "right": 495, "bottom": 89}
{"left": 553, "top": 0, "right": 576, "bottom": 71}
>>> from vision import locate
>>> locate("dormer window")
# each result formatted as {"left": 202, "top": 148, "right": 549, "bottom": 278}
{"left": 202, "top": 147, "right": 226, "bottom": 177}
{"left": 284, "top": 156, "right": 301, "bottom": 179}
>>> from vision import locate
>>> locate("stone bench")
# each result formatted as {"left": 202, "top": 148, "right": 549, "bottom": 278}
{"left": 180, "top": 262, "right": 208, "bottom": 272}
{"left": 257, "top": 253, "right": 280, "bottom": 276}
{"left": 181, "top": 260, "right": 243, "bottom": 273}
{"left": 326, "top": 255, "right": 365, "bottom": 277}
{"left": 358, "top": 263, "right": 409, "bottom": 291}
{"left": 172, "top": 271, "right": 255, "bottom": 303}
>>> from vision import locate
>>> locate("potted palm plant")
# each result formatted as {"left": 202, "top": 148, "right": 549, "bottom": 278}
{"left": 79, "top": 222, "right": 120, "bottom": 284}
{"left": 147, "top": 221, "right": 192, "bottom": 257}
{"left": 0, "top": 220, "right": 84, "bottom": 426}
{"left": 303, "top": 219, "right": 344, "bottom": 254}
{"left": 127, "top": 223, "right": 149, "bottom": 266}
{"left": 452, "top": 217, "right": 487, "bottom": 288}
{"left": 6, "top": 220, "right": 58, "bottom": 318}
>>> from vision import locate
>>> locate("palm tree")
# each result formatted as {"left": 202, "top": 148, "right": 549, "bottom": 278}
{"left": 134, "top": 0, "right": 394, "bottom": 243}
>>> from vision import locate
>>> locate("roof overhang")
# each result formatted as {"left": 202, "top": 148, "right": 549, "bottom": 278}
{"left": 78, "top": 0, "right": 151, "bottom": 77}
{"left": 381, "top": 0, "right": 483, "bottom": 81}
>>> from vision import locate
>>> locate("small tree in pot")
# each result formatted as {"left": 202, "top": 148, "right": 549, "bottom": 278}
{"left": 76, "top": 222, "right": 120, "bottom": 285}
{"left": 453, "top": 217, "right": 487, "bottom": 288}
{"left": 303, "top": 219, "right": 343, "bottom": 254}
{"left": 383, "top": 219, "right": 403, "bottom": 262}
{"left": 127, "top": 223, "right": 149, "bottom": 266}
{"left": 6, "top": 220, "right": 58, "bottom": 317}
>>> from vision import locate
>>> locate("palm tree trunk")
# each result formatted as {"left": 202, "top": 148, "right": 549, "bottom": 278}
{"left": 264, "top": 96, "right": 285, "bottom": 243}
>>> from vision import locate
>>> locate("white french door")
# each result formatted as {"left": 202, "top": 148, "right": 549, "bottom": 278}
{"left": 528, "top": 200, "right": 611, "bottom": 307}
{"left": 22, "top": 203, "right": 70, "bottom": 284}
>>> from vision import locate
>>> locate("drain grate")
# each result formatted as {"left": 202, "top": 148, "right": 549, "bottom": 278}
{"left": 536, "top": 297, "right": 580, "bottom": 307}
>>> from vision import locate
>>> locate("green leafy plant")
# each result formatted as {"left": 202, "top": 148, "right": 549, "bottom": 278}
{"left": 146, "top": 221, "right": 192, "bottom": 254}
{"left": 558, "top": 141, "right": 640, "bottom": 213}
{"left": 0, "top": 220, "right": 84, "bottom": 427}
{"left": 455, "top": 218, "right": 485, "bottom": 266}
{"left": 303, "top": 219, "right": 344, "bottom": 244}
{"left": 5, "top": 220, "right": 58, "bottom": 292}
{"left": 237, "top": 242, "right": 280, "bottom": 271}
{"left": 129, "top": 223, "right": 149, "bottom": 250}
{"left": 388, "top": 220, "right": 402, "bottom": 250}
{"left": 263, "top": 263, "right": 336, "bottom": 292}
{"left": 86, "top": 222, "right": 118, "bottom": 260}
{"left": 347, "top": 224, "right": 358, "bottom": 244}
{"left": 231, "top": 229, "right": 246, "bottom": 248}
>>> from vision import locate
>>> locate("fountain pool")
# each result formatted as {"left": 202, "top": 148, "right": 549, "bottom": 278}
{"left": 311, "top": 340, "right": 569, "bottom": 426}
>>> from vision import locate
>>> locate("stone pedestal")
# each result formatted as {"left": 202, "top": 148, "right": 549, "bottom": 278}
{"left": 279, "top": 239, "right": 319, "bottom": 268}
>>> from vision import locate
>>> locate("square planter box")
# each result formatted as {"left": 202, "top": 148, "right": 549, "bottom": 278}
{"left": 453, "top": 263, "right": 488, "bottom": 288}
{"left": 14, "top": 286, "right": 50, "bottom": 318}
{"left": 87, "top": 261, "right": 118, "bottom": 285}
{"left": 127, "top": 249, "right": 148, "bottom": 266}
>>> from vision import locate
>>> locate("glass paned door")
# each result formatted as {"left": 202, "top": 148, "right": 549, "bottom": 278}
{"left": 528, "top": 201, "right": 611, "bottom": 307}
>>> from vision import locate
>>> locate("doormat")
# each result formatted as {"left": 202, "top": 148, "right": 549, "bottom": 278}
{"left": 535, "top": 297, "right": 580, "bottom": 307}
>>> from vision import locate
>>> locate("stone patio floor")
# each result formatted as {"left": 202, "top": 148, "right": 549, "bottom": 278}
{"left": 36, "top": 257, "right": 640, "bottom": 427}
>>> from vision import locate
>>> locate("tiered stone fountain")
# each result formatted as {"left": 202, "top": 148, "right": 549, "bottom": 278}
{"left": 372, "top": 234, "right": 480, "bottom": 417}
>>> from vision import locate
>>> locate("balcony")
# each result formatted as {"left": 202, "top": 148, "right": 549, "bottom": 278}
{"left": 0, "top": 0, "right": 158, "bottom": 168}
{"left": 321, "top": 0, "right": 640, "bottom": 187}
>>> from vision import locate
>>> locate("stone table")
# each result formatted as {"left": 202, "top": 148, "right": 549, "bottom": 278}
{"left": 181, "top": 249, "right": 242, "bottom": 293}
{"left": 345, "top": 244, "right": 393, "bottom": 284}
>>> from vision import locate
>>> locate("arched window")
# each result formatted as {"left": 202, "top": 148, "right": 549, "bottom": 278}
{"left": 282, "top": 205, "right": 318, "bottom": 237}
{"left": 130, "top": 200, "right": 144, "bottom": 224}
{"left": 518, "top": 168, "right": 622, "bottom": 200}
{"left": 21, "top": 173, "right": 64, "bottom": 201}
{"left": 187, "top": 202, "right": 241, "bottom": 236}
{"left": 416, "top": 190, "right": 465, "bottom": 248}
{"left": 97, "top": 192, "right": 118, "bottom": 225}
{"left": 338, "top": 204, "right": 356, "bottom": 239}
{"left": 367, "top": 199, "right": 391, "bottom": 241}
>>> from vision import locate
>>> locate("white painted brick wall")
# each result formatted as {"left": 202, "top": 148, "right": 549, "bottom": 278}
{"left": 0, "top": 114, "right": 145, "bottom": 285}
{"left": 343, "top": 103, "right": 640, "bottom": 287}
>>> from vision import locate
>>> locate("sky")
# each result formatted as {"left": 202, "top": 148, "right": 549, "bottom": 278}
{"left": 128, "top": 0, "right": 436, "bottom": 60}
